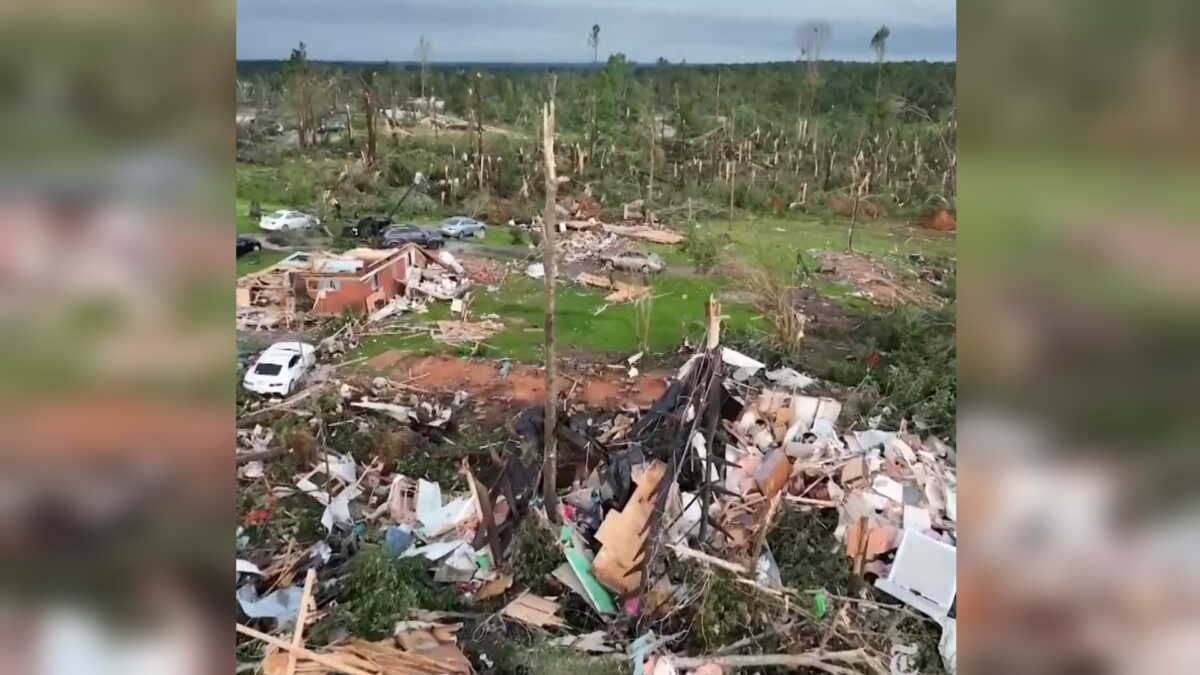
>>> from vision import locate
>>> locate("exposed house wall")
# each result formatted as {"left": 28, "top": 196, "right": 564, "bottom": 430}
{"left": 307, "top": 251, "right": 423, "bottom": 316}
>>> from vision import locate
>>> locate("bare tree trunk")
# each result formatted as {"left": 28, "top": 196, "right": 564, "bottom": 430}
{"left": 715, "top": 69, "right": 720, "bottom": 119}
{"left": 847, "top": 172, "right": 863, "bottom": 253}
{"left": 473, "top": 72, "right": 484, "bottom": 191}
{"left": 363, "top": 95, "right": 376, "bottom": 166}
{"left": 344, "top": 103, "right": 354, "bottom": 145}
{"left": 541, "top": 99, "right": 560, "bottom": 522}
{"left": 728, "top": 107, "right": 736, "bottom": 229}
{"left": 646, "top": 113, "right": 654, "bottom": 224}
{"left": 728, "top": 160, "right": 736, "bottom": 230}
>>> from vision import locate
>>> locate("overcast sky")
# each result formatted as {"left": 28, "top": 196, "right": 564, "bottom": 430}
{"left": 237, "top": 0, "right": 955, "bottom": 63}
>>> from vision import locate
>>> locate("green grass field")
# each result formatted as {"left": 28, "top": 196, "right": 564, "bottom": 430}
{"left": 237, "top": 249, "right": 290, "bottom": 277}
{"left": 352, "top": 273, "right": 759, "bottom": 362}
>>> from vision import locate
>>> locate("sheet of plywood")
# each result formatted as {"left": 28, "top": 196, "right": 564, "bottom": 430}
{"left": 502, "top": 591, "right": 565, "bottom": 628}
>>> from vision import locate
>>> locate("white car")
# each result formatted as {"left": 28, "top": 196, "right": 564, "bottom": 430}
{"left": 259, "top": 209, "right": 320, "bottom": 231}
{"left": 438, "top": 216, "right": 487, "bottom": 239}
{"left": 242, "top": 342, "right": 316, "bottom": 396}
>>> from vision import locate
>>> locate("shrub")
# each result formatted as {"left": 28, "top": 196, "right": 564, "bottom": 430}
{"left": 680, "top": 224, "right": 722, "bottom": 273}
{"left": 338, "top": 550, "right": 459, "bottom": 640}
{"left": 735, "top": 245, "right": 807, "bottom": 361}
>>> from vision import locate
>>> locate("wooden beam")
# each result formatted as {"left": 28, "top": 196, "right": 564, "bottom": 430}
{"left": 234, "top": 624, "right": 373, "bottom": 675}
{"left": 284, "top": 568, "right": 317, "bottom": 675}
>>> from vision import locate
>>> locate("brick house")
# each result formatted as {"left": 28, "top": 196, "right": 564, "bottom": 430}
{"left": 299, "top": 245, "right": 447, "bottom": 316}
{"left": 237, "top": 244, "right": 461, "bottom": 328}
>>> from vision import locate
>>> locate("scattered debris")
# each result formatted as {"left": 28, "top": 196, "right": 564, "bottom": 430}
{"left": 237, "top": 583, "right": 305, "bottom": 628}
{"left": 458, "top": 255, "right": 506, "bottom": 284}
{"left": 601, "top": 223, "right": 685, "bottom": 244}
{"left": 234, "top": 297, "right": 957, "bottom": 673}
{"left": 816, "top": 250, "right": 941, "bottom": 307}
{"left": 765, "top": 367, "right": 816, "bottom": 391}
{"left": 432, "top": 319, "right": 503, "bottom": 345}
{"left": 547, "top": 630, "right": 617, "bottom": 653}
{"left": 502, "top": 591, "right": 566, "bottom": 628}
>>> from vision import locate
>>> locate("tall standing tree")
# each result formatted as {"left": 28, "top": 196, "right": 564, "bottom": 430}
{"left": 417, "top": 34, "right": 433, "bottom": 112}
{"left": 795, "top": 20, "right": 831, "bottom": 111}
{"left": 870, "top": 25, "right": 891, "bottom": 124}
{"left": 284, "top": 41, "right": 319, "bottom": 149}
{"left": 588, "top": 24, "right": 600, "bottom": 64}
{"left": 471, "top": 72, "right": 485, "bottom": 191}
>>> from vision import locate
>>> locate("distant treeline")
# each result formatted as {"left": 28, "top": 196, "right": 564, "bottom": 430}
{"left": 238, "top": 49, "right": 955, "bottom": 219}
{"left": 237, "top": 58, "right": 955, "bottom": 120}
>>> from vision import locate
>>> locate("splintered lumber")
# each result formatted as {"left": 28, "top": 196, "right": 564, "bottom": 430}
{"left": 604, "top": 281, "right": 650, "bottom": 303}
{"left": 237, "top": 624, "right": 373, "bottom": 675}
{"left": 601, "top": 223, "right": 685, "bottom": 244}
{"left": 592, "top": 461, "right": 667, "bottom": 594}
{"left": 250, "top": 624, "right": 471, "bottom": 675}
{"left": 284, "top": 568, "right": 318, "bottom": 675}
{"left": 502, "top": 591, "right": 566, "bottom": 628}
{"left": 668, "top": 543, "right": 748, "bottom": 574}
{"left": 671, "top": 648, "right": 876, "bottom": 674}
{"left": 432, "top": 320, "right": 502, "bottom": 345}
{"left": 576, "top": 272, "right": 614, "bottom": 289}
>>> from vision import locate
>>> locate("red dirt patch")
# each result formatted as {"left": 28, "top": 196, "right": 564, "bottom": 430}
{"left": 374, "top": 352, "right": 668, "bottom": 417}
{"left": 918, "top": 208, "right": 956, "bottom": 231}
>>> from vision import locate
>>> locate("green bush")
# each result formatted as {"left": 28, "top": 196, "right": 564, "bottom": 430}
{"left": 338, "top": 550, "right": 460, "bottom": 640}
{"left": 680, "top": 225, "right": 721, "bottom": 273}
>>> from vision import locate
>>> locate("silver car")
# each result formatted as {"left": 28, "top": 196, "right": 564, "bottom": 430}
{"left": 600, "top": 250, "right": 665, "bottom": 274}
{"left": 439, "top": 216, "right": 487, "bottom": 238}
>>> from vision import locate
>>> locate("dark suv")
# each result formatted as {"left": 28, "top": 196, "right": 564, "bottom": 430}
{"left": 236, "top": 235, "right": 262, "bottom": 257}
{"left": 382, "top": 224, "right": 444, "bottom": 248}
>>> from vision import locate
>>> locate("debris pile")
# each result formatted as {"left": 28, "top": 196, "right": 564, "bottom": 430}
{"left": 601, "top": 223, "right": 686, "bottom": 245}
{"left": 432, "top": 320, "right": 504, "bottom": 346}
{"left": 816, "top": 250, "right": 943, "bottom": 307}
{"left": 236, "top": 298, "right": 956, "bottom": 674}
{"left": 556, "top": 230, "right": 623, "bottom": 264}
{"left": 575, "top": 272, "right": 650, "bottom": 303}
{"left": 457, "top": 255, "right": 506, "bottom": 285}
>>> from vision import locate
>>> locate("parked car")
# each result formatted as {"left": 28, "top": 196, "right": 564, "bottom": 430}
{"left": 242, "top": 342, "right": 316, "bottom": 396}
{"left": 439, "top": 216, "right": 487, "bottom": 239}
{"left": 600, "top": 250, "right": 666, "bottom": 274}
{"left": 236, "top": 235, "right": 261, "bottom": 258}
{"left": 259, "top": 209, "right": 319, "bottom": 231}
{"left": 382, "top": 224, "right": 444, "bottom": 248}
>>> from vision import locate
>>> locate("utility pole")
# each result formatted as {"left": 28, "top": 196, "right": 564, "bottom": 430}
{"left": 541, "top": 95, "right": 561, "bottom": 522}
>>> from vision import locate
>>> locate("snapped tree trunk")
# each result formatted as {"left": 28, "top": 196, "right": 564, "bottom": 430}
{"left": 646, "top": 114, "right": 654, "bottom": 223}
{"left": 474, "top": 73, "right": 485, "bottom": 191}
{"left": 540, "top": 99, "right": 561, "bottom": 522}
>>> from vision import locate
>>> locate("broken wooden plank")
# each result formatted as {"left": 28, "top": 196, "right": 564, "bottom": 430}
{"left": 502, "top": 591, "right": 566, "bottom": 628}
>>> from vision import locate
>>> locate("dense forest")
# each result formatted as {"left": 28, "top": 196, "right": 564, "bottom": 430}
{"left": 236, "top": 47, "right": 955, "bottom": 223}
